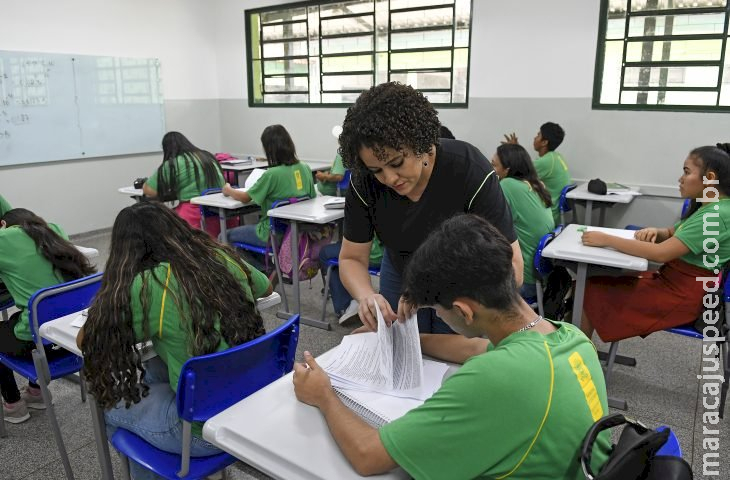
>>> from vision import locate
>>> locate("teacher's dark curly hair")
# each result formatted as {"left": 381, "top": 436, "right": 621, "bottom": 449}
{"left": 338, "top": 82, "right": 441, "bottom": 175}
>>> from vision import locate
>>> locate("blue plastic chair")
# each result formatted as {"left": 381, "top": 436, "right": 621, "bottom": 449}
{"left": 558, "top": 183, "right": 578, "bottom": 225}
{"left": 0, "top": 293, "right": 13, "bottom": 322}
{"left": 626, "top": 198, "right": 691, "bottom": 231}
{"left": 531, "top": 225, "right": 564, "bottom": 317}
{"left": 335, "top": 170, "right": 352, "bottom": 196}
{"left": 111, "top": 314, "right": 301, "bottom": 480}
{"left": 320, "top": 256, "right": 380, "bottom": 323}
{"left": 0, "top": 272, "right": 103, "bottom": 479}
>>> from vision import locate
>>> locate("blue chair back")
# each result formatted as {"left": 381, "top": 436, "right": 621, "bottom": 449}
{"left": 655, "top": 426, "right": 682, "bottom": 457}
{"left": 336, "top": 170, "right": 351, "bottom": 196}
{"left": 534, "top": 225, "right": 563, "bottom": 279}
{"left": 680, "top": 198, "right": 691, "bottom": 217}
{"left": 199, "top": 187, "right": 224, "bottom": 220}
{"left": 29, "top": 273, "right": 104, "bottom": 346}
{"left": 177, "top": 314, "right": 300, "bottom": 423}
{"left": 558, "top": 184, "right": 577, "bottom": 214}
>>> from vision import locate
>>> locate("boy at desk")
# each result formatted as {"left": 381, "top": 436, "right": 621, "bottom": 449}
{"left": 293, "top": 214, "right": 610, "bottom": 479}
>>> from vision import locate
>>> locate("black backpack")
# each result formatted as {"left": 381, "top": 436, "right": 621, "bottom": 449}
{"left": 542, "top": 265, "right": 573, "bottom": 322}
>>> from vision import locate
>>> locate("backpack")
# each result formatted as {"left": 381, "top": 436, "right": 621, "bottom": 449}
{"left": 214, "top": 152, "right": 237, "bottom": 184}
{"left": 278, "top": 224, "right": 334, "bottom": 281}
{"left": 542, "top": 265, "right": 573, "bottom": 322}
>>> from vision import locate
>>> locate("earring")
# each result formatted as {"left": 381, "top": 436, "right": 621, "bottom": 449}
{"left": 423, "top": 161, "right": 429, "bottom": 167}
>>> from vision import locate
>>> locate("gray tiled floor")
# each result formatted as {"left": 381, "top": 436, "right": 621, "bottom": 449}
{"left": 2, "top": 229, "right": 728, "bottom": 479}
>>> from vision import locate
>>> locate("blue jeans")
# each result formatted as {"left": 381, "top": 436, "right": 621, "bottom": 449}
{"left": 226, "top": 224, "right": 267, "bottom": 247}
{"left": 320, "top": 243, "right": 382, "bottom": 315}
{"left": 104, "top": 357, "right": 221, "bottom": 480}
{"left": 379, "top": 250, "right": 455, "bottom": 334}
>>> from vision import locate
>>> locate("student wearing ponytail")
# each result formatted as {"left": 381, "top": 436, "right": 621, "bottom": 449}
{"left": 491, "top": 144, "right": 555, "bottom": 300}
{"left": 0, "top": 208, "right": 95, "bottom": 423}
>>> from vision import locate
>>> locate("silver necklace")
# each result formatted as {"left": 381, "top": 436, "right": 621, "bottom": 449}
{"left": 517, "top": 315, "right": 543, "bottom": 333}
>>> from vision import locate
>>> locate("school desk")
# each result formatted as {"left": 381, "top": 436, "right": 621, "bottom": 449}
{"left": 203, "top": 346, "right": 458, "bottom": 480}
{"left": 566, "top": 182, "right": 640, "bottom": 226}
{"left": 267, "top": 196, "right": 345, "bottom": 330}
{"left": 38, "top": 292, "right": 282, "bottom": 480}
{"left": 220, "top": 157, "right": 270, "bottom": 186}
{"left": 117, "top": 186, "right": 144, "bottom": 201}
{"left": 189, "top": 188, "right": 259, "bottom": 244}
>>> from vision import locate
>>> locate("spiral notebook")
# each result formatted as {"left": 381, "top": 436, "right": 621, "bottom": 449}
{"left": 335, "top": 387, "right": 423, "bottom": 428}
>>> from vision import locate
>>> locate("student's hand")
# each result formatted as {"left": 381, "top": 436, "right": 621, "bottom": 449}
{"left": 396, "top": 296, "right": 417, "bottom": 323}
{"left": 581, "top": 231, "right": 611, "bottom": 247}
{"left": 293, "top": 351, "right": 333, "bottom": 408}
{"left": 501, "top": 133, "right": 519, "bottom": 145}
{"left": 357, "top": 294, "right": 397, "bottom": 331}
{"left": 350, "top": 325, "right": 371, "bottom": 335}
{"left": 315, "top": 171, "right": 326, "bottom": 181}
{"left": 222, "top": 183, "right": 234, "bottom": 197}
{"left": 634, "top": 228, "right": 659, "bottom": 243}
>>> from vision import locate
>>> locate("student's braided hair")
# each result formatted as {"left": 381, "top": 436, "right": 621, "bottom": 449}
{"left": 81, "top": 202, "right": 265, "bottom": 409}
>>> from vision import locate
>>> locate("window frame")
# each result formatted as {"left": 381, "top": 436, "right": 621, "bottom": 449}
{"left": 592, "top": 0, "right": 730, "bottom": 113}
{"left": 245, "top": 0, "right": 473, "bottom": 108}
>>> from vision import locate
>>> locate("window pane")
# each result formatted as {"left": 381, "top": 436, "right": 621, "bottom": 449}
{"left": 620, "top": 89, "right": 718, "bottom": 105}
{"left": 422, "top": 91, "right": 451, "bottom": 103}
{"left": 322, "top": 35, "right": 374, "bottom": 55}
{"left": 376, "top": 52, "right": 388, "bottom": 84}
{"left": 606, "top": 1, "right": 628, "bottom": 40}
{"left": 321, "top": 92, "right": 363, "bottom": 103}
{"left": 375, "top": 0, "right": 389, "bottom": 50}
{"left": 454, "top": 0, "right": 471, "bottom": 47}
{"left": 262, "top": 22, "right": 308, "bottom": 41}
{"left": 320, "top": 1, "right": 374, "bottom": 18}
{"left": 391, "top": 7, "right": 453, "bottom": 30}
{"left": 599, "top": 40, "right": 624, "bottom": 104}
{"left": 322, "top": 54, "right": 373, "bottom": 72}
{"left": 391, "top": 50, "right": 452, "bottom": 69}
{"left": 625, "top": 39, "right": 723, "bottom": 61}
{"left": 391, "top": 0, "right": 454, "bottom": 9}
{"left": 261, "top": 8, "right": 307, "bottom": 23}
{"left": 322, "top": 74, "right": 374, "bottom": 91}
{"left": 263, "top": 40, "right": 308, "bottom": 58}
{"left": 264, "top": 76, "right": 308, "bottom": 92}
{"left": 263, "top": 93, "right": 310, "bottom": 103}
{"left": 391, "top": 29, "right": 453, "bottom": 50}
{"left": 623, "top": 66, "right": 719, "bottom": 87}
{"left": 721, "top": 54, "right": 730, "bottom": 105}
{"left": 628, "top": 13, "right": 726, "bottom": 37}
{"left": 321, "top": 16, "right": 374, "bottom": 36}
{"left": 390, "top": 71, "right": 450, "bottom": 89}
{"left": 630, "top": 0, "right": 726, "bottom": 13}
{"left": 263, "top": 58, "right": 308, "bottom": 75}
{"left": 452, "top": 48, "right": 468, "bottom": 103}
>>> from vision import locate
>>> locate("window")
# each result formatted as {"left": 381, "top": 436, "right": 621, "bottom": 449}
{"left": 593, "top": 0, "right": 730, "bottom": 112}
{"left": 245, "top": 0, "right": 473, "bottom": 107}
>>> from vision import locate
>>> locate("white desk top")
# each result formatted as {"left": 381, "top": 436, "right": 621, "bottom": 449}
{"left": 75, "top": 245, "right": 99, "bottom": 260}
{"left": 566, "top": 182, "right": 640, "bottom": 204}
{"left": 267, "top": 196, "right": 345, "bottom": 224}
{"left": 301, "top": 158, "right": 332, "bottom": 171}
{"left": 189, "top": 188, "right": 254, "bottom": 210}
{"left": 203, "top": 347, "right": 422, "bottom": 480}
{"left": 39, "top": 293, "right": 281, "bottom": 358}
{"left": 542, "top": 224, "right": 649, "bottom": 271}
{"left": 118, "top": 186, "right": 143, "bottom": 196}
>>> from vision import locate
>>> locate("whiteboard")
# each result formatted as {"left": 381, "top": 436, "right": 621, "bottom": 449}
{"left": 0, "top": 50, "right": 165, "bottom": 167}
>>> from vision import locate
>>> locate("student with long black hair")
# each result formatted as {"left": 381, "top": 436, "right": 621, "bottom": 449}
{"left": 143, "top": 131, "right": 226, "bottom": 233}
{"left": 0, "top": 208, "right": 95, "bottom": 423}
{"left": 79, "top": 202, "right": 271, "bottom": 480}
{"left": 491, "top": 143, "right": 555, "bottom": 300}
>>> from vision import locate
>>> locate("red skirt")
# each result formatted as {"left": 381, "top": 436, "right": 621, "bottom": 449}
{"left": 585, "top": 259, "right": 716, "bottom": 342}
{"left": 174, "top": 202, "right": 239, "bottom": 238}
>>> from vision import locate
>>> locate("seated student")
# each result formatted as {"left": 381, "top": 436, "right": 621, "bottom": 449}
{"left": 79, "top": 202, "right": 271, "bottom": 480}
{"left": 319, "top": 236, "right": 383, "bottom": 324}
{"left": 0, "top": 208, "right": 95, "bottom": 423}
{"left": 0, "top": 194, "right": 11, "bottom": 217}
{"left": 581, "top": 145, "right": 730, "bottom": 342}
{"left": 143, "top": 131, "right": 227, "bottom": 234}
{"left": 315, "top": 153, "right": 346, "bottom": 196}
{"left": 223, "top": 124, "right": 316, "bottom": 252}
{"left": 505, "top": 122, "right": 571, "bottom": 224}
{"left": 293, "top": 214, "right": 610, "bottom": 478}
{"left": 491, "top": 144, "right": 555, "bottom": 300}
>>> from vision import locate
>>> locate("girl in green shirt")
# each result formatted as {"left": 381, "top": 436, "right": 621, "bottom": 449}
{"left": 0, "top": 208, "right": 94, "bottom": 423}
{"left": 80, "top": 202, "right": 270, "bottom": 480}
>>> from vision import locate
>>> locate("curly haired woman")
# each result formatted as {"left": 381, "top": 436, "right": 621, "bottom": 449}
{"left": 338, "top": 82, "right": 522, "bottom": 333}
{"left": 78, "top": 202, "right": 271, "bottom": 480}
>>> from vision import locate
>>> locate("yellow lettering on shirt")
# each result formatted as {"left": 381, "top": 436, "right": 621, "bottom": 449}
{"left": 568, "top": 351, "right": 603, "bottom": 421}
{"left": 294, "top": 170, "right": 303, "bottom": 190}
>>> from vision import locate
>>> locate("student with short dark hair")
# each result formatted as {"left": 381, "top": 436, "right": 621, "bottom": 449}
{"left": 293, "top": 214, "right": 610, "bottom": 479}
{"left": 0, "top": 208, "right": 95, "bottom": 423}
{"left": 316, "top": 153, "right": 346, "bottom": 196}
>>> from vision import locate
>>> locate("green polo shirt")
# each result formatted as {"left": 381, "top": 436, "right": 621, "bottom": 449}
{"left": 130, "top": 254, "right": 270, "bottom": 436}
{"left": 146, "top": 153, "right": 225, "bottom": 201}
{"left": 0, "top": 194, "right": 11, "bottom": 217}
{"left": 247, "top": 162, "right": 317, "bottom": 241}
{"left": 500, "top": 178, "right": 555, "bottom": 285}
{"left": 673, "top": 198, "right": 730, "bottom": 269}
{"left": 0, "top": 223, "right": 68, "bottom": 341}
{"left": 534, "top": 151, "right": 571, "bottom": 224}
{"left": 317, "top": 154, "right": 346, "bottom": 196}
{"left": 380, "top": 321, "right": 610, "bottom": 479}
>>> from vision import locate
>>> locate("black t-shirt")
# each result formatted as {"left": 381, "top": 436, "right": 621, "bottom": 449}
{"left": 344, "top": 139, "right": 517, "bottom": 274}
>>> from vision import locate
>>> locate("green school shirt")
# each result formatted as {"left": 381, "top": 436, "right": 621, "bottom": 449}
{"left": 0, "top": 194, "right": 11, "bottom": 217}
{"left": 146, "top": 153, "right": 225, "bottom": 201}
{"left": 534, "top": 151, "right": 571, "bottom": 224}
{"left": 500, "top": 178, "right": 555, "bottom": 285}
{"left": 380, "top": 321, "right": 611, "bottom": 480}
{"left": 673, "top": 198, "right": 730, "bottom": 269}
{"left": 0, "top": 224, "right": 68, "bottom": 341}
{"left": 317, "top": 154, "right": 346, "bottom": 196}
{"left": 369, "top": 236, "right": 384, "bottom": 266}
{"left": 247, "top": 162, "right": 317, "bottom": 242}
{"left": 130, "top": 255, "right": 269, "bottom": 437}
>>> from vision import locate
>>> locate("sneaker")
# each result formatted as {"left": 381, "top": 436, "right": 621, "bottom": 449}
{"left": 21, "top": 386, "right": 47, "bottom": 410}
{"left": 3, "top": 399, "right": 30, "bottom": 424}
{"left": 338, "top": 300, "right": 360, "bottom": 325}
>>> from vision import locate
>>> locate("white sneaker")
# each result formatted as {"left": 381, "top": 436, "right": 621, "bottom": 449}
{"left": 338, "top": 300, "right": 360, "bottom": 325}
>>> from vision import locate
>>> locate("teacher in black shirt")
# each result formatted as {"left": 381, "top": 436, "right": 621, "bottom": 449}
{"left": 339, "top": 82, "right": 523, "bottom": 333}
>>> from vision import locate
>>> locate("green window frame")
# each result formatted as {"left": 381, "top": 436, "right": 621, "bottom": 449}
{"left": 593, "top": 0, "right": 730, "bottom": 112}
{"left": 245, "top": 0, "right": 473, "bottom": 107}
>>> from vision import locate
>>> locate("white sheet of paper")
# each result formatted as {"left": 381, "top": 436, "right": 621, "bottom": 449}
{"left": 71, "top": 309, "right": 88, "bottom": 328}
{"left": 586, "top": 226, "right": 637, "bottom": 240}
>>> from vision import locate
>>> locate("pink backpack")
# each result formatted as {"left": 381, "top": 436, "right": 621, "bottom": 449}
{"left": 278, "top": 224, "right": 334, "bottom": 281}
{"left": 215, "top": 152, "right": 237, "bottom": 184}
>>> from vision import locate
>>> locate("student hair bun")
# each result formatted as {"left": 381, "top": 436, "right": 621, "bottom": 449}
{"left": 716, "top": 143, "right": 730, "bottom": 156}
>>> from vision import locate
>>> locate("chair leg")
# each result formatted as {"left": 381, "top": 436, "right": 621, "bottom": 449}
{"left": 119, "top": 451, "right": 132, "bottom": 480}
{"left": 0, "top": 396, "right": 7, "bottom": 437}
{"left": 1, "top": 309, "right": 7, "bottom": 321}
{"left": 321, "top": 265, "right": 334, "bottom": 324}
{"left": 535, "top": 279, "right": 545, "bottom": 318}
{"left": 604, "top": 341, "right": 620, "bottom": 385}
{"left": 720, "top": 340, "right": 729, "bottom": 419}
{"left": 269, "top": 234, "right": 288, "bottom": 312}
{"left": 79, "top": 372, "right": 87, "bottom": 403}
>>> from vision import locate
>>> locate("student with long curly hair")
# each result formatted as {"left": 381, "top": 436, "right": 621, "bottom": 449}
{"left": 337, "top": 82, "right": 521, "bottom": 333}
{"left": 0, "top": 208, "right": 95, "bottom": 423}
{"left": 143, "top": 131, "right": 227, "bottom": 234}
{"left": 79, "top": 202, "right": 271, "bottom": 480}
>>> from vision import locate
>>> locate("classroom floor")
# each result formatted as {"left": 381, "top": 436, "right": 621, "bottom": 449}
{"left": 2, "top": 229, "right": 728, "bottom": 479}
